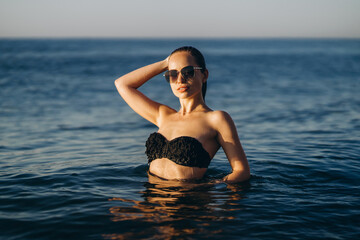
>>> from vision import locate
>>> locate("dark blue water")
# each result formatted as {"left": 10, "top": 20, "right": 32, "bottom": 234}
{"left": 1, "top": 38, "right": 359, "bottom": 239}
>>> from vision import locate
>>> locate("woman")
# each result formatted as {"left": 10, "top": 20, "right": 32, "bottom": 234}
{"left": 115, "top": 46, "right": 250, "bottom": 183}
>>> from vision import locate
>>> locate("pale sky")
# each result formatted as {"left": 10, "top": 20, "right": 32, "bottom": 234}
{"left": 0, "top": 0, "right": 359, "bottom": 38}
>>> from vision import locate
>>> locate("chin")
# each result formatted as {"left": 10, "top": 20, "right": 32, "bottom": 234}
{"left": 177, "top": 93, "right": 192, "bottom": 99}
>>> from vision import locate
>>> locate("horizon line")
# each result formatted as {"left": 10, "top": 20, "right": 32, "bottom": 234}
{"left": 1, "top": 36, "right": 360, "bottom": 40}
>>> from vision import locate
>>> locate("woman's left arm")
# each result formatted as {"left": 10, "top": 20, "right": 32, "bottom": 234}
{"left": 213, "top": 111, "right": 250, "bottom": 183}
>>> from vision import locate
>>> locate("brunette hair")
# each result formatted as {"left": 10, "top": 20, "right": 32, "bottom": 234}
{"left": 170, "top": 46, "right": 207, "bottom": 101}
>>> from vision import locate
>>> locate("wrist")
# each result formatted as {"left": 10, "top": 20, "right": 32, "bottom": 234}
{"left": 160, "top": 57, "right": 169, "bottom": 71}
{"left": 223, "top": 170, "right": 250, "bottom": 183}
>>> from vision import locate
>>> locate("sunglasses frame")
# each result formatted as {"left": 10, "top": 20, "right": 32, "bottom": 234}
{"left": 163, "top": 66, "right": 203, "bottom": 83}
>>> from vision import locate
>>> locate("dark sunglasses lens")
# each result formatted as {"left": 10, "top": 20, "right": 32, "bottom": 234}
{"left": 181, "top": 66, "right": 195, "bottom": 80}
{"left": 165, "top": 66, "right": 196, "bottom": 82}
{"left": 168, "top": 70, "right": 179, "bottom": 81}
{"left": 165, "top": 70, "right": 179, "bottom": 82}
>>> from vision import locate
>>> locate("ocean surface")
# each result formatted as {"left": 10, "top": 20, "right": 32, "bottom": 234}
{"left": 0, "top": 38, "right": 359, "bottom": 240}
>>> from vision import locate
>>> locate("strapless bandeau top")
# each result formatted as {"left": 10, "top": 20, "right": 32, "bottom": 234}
{"left": 145, "top": 132, "right": 212, "bottom": 168}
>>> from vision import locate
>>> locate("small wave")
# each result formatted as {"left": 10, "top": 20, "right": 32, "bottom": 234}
{"left": 57, "top": 124, "right": 100, "bottom": 131}
{"left": 0, "top": 145, "right": 36, "bottom": 151}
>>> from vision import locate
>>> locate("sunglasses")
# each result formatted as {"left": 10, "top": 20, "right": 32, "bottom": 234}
{"left": 163, "top": 66, "right": 203, "bottom": 83}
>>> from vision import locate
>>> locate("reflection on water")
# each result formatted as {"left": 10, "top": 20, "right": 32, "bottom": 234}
{"left": 104, "top": 174, "right": 250, "bottom": 239}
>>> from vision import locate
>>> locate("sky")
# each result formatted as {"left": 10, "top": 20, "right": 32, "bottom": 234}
{"left": 0, "top": 0, "right": 359, "bottom": 38}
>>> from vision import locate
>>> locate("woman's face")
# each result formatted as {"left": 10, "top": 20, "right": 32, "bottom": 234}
{"left": 168, "top": 51, "right": 207, "bottom": 100}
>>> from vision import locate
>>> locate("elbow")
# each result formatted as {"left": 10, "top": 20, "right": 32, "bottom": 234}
{"left": 114, "top": 77, "right": 137, "bottom": 92}
{"left": 114, "top": 77, "right": 123, "bottom": 88}
{"left": 242, "top": 166, "right": 251, "bottom": 181}
{"left": 236, "top": 169, "right": 250, "bottom": 182}
{"left": 114, "top": 77, "right": 127, "bottom": 94}
{"left": 243, "top": 169, "right": 251, "bottom": 181}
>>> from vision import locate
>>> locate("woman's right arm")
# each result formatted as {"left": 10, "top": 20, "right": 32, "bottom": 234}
{"left": 114, "top": 58, "right": 171, "bottom": 126}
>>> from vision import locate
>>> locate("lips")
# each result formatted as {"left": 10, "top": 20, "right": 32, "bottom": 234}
{"left": 177, "top": 85, "right": 189, "bottom": 93}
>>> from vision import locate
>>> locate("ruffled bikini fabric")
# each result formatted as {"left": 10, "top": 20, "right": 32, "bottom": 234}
{"left": 145, "top": 132, "right": 211, "bottom": 168}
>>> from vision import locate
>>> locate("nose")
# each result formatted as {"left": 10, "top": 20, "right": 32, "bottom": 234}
{"left": 176, "top": 73, "right": 186, "bottom": 83}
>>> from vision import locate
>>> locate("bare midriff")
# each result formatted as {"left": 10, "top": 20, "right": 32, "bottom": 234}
{"left": 149, "top": 158, "right": 208, "bottom": 180}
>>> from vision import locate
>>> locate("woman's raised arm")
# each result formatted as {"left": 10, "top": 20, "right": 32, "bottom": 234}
{"left": 114, "top": 58, "right": 173, "bottom": 126}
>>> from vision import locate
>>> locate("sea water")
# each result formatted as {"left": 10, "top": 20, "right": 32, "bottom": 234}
{"left": 0, "top": 38, "right": 359, "bottom": 239}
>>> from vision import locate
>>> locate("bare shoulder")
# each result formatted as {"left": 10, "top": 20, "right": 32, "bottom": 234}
{"left": 207, "top": 110, "right": 235, "bottom": 128}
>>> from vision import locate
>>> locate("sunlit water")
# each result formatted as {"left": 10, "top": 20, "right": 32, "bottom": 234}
{"left": 1, "top": 39, "right": 359, "bottom": 239}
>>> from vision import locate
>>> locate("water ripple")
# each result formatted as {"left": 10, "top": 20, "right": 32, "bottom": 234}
{"left": 1, "top": 39, "right": 359, "bottom": 240}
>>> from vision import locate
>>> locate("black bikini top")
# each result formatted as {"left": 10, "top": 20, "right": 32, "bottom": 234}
{"left": 145, "top": 132, "right": 212, "bottom": 168}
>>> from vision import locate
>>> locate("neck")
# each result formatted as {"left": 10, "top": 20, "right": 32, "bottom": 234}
{"left": 178, "top": 94, "right": 208, "bottom": 115}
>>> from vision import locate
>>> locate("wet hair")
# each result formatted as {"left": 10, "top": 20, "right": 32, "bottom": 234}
{"left": 170, "top": 46, "right": 207, "bottom": 101}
